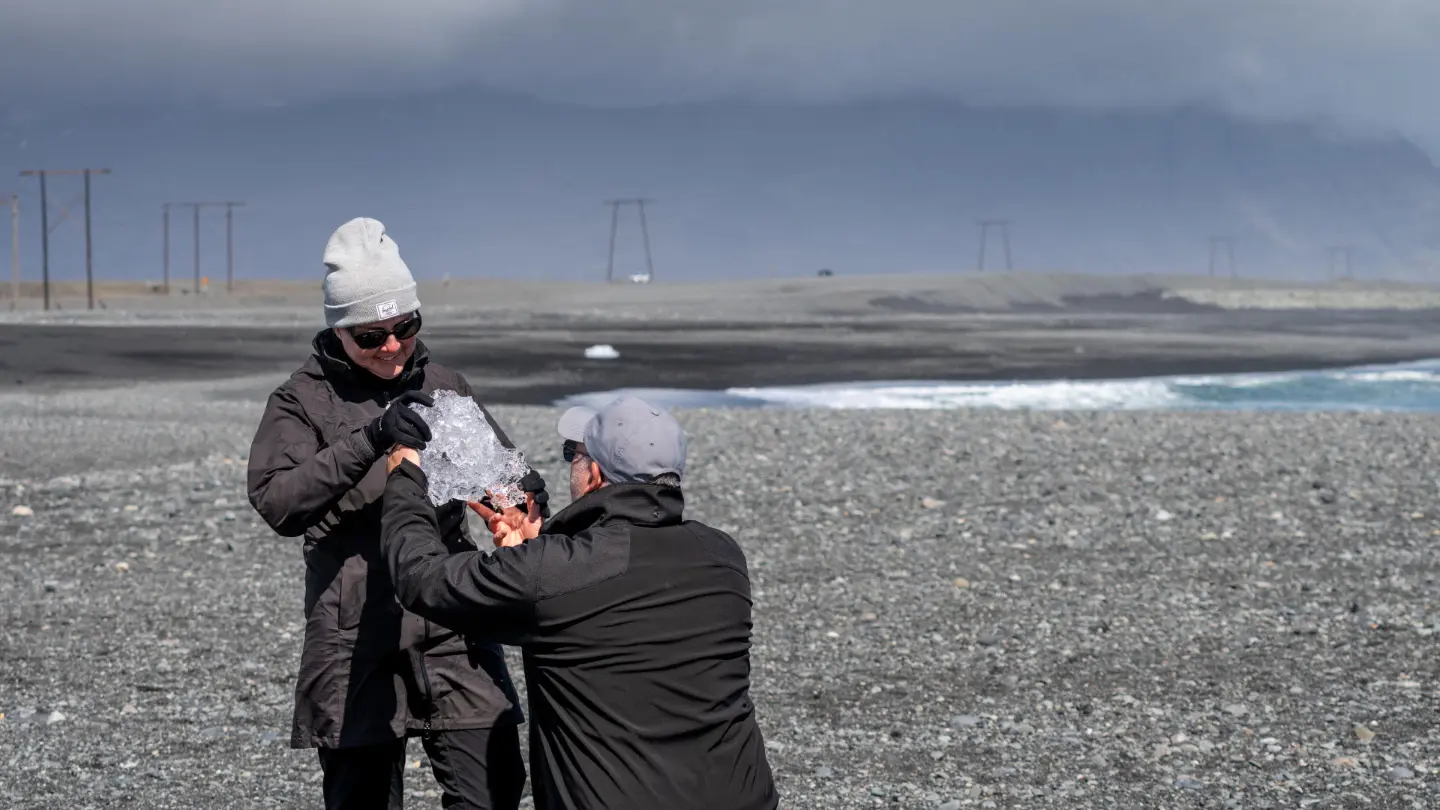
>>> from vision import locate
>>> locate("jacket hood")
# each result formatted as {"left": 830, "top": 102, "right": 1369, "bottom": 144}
{"left": 307, "top": 328, "right": 430, "bottom": 392}
{"left": 544, "top": 483, "right": 685, "bottom": 537}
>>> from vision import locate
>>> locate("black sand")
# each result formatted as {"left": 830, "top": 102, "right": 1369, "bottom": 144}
{"left": 8, "top": 304, "right": 1440, "bottom": 403}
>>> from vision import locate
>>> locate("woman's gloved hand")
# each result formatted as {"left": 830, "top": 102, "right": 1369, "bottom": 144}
{"left": 364, "top": 390, "right": 434, "bottom": 453}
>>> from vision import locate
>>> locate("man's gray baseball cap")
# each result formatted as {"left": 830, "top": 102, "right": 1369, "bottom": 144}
{"left": 557, "top": 396, "right": 687, "bottom": 484}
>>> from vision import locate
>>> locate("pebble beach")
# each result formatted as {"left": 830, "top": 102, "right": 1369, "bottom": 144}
{"left": 3, "top": 375, "right": 1439, "bottom": 808}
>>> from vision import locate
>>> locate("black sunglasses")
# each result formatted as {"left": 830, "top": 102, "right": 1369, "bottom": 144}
{"left": 563, "top": 440, "right": 584, "bottom": 462}
{"left": 349, "top": 312, "right": 422, "bottom": 350}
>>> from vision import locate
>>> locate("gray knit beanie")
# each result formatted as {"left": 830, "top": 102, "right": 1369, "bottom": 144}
{"left": 322, "top": 217, "right": 421, "bottom": 328}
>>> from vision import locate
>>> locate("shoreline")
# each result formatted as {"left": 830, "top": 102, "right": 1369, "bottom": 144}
{"left": 7, "top": 318, "right": 1440, "bottom": 405}
{"left": 11, "top": 277, "right": 1440, "bottom": 404}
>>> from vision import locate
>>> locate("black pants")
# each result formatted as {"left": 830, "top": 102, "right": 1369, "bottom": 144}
{"left": 316, "top": 723, "right": 526, "bottom": 810}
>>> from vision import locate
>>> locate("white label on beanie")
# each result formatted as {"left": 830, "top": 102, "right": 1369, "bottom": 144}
{"left": 376, "top": 300, "right": 399, "bottom": 319}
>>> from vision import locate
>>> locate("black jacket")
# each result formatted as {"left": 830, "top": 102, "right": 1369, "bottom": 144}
{"left": 247, "top": 332, "right": 526, "bottom": 749}
{"left": 381, "top": 460, "right": 778, "bottom": 810}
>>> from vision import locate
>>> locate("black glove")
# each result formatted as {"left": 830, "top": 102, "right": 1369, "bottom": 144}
{"left": 365, "top": 390, "right": 434, "bottom": 453}
{"left": 519, "top": 469, "right": 551, "bottom": 519}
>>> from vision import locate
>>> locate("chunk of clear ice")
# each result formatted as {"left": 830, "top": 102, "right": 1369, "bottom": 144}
{"left": 408, "top": 390, "right": 530, "bottom": 507}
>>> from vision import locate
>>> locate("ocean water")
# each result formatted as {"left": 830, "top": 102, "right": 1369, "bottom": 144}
{"left": 556, "top": 358, "right": 1440, "bottom": 412}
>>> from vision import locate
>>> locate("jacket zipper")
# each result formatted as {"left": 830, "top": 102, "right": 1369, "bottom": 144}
{"left": 418, "top": 618, "right": 435, "bottom": 733}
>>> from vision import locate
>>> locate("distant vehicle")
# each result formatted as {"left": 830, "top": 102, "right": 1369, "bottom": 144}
{"left": 628, "top": 273, "right": 652, "bottom": 284}
{"left": 817, "top": 268, "right": 834, "bottom": 277}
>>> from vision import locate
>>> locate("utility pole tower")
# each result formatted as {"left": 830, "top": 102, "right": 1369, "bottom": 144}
{"left": 19, "top": 168, "right": 111, "bottom": 311}
{"left": 976, "top": 219, "right": 1013, "bottom": 272}
{"left": 603, "top": 198, "right": 655, "bottom": 283}
{"left": 222, "top": 201, "right": 244, "bottom": 292}
{"left": 165, "top": 201, "right": 246, "bottom": 294}
{"left": 4, "top": 193, "right": 16, "bottom": 310}
{"left": 162, "top": 204, "right": 171, "bottom": 294}
{"left": 162, "top": 202, "right": 203, "bottom": 294}
{"left": 1326, "top": 245, "right": 1355, "bottom": 281}
{"left": 1208, "top": 235, "right": 1236, "bottom": 278}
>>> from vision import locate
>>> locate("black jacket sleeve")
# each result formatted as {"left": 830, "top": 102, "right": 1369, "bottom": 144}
{"left": 247, "top": 385, "right": 380, "bottom": 537}
{"left": 382, "top": 460, "right": 541, "bottom": 641}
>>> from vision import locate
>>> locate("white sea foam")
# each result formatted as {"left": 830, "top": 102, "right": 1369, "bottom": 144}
{"left": 556, "top": 358, "right": 1440, "bottom": 413}
{"left": 1169, "top": 370, "right": 1307, "bottom": 389}
{"left": 1344, "top": 369, "right": 1440, "bottom": 383}
{"left": 725, "top": 379, "right": 1185, "bottom": 410}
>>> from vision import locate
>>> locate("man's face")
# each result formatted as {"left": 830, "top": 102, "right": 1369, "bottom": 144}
{"left": 335, "top": 311, "right": 420, "bottom": 380}
{"left": 566, "top": 440, "right": 604, "bottom": 502}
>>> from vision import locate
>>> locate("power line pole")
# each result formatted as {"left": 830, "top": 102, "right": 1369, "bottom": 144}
{"left": 603, "top": 198, "right": 656, "bottom": 283}
{"left": 162, "top": 204, "right": 170, "bottom": 294}
{"left": 637, "top": 200, "right": 655, "bottom": 282}
{"left": 4, "top": 193, "right": 16, "bottom": 310}
{"left": 163, "top": 203, "right": 202, "bottom": 294}
{"left": 83, "top": 170, "right": 94, "bottom": 310}
{"left": 976, "top": 219, "right": 1013, "bottom": 271}
{"left": 166, "top": 201, "right": 245, "bottom": 294}
{"left": 37, "top": 173, "right": 47, "bottom": 310}
{"left": 1208, "top": 235, "right": 1236, "bottom": 278}
{"left": 19, "top": 168, "right": 111, "bottom": 311}
{"left": 605, "top": 202, "right": 620, "bottom": 283}
{"left": 1326, "top": 245, "right": 1355, "bottom": 281}
{"left": 193, "top": 203, "right": 200, "bottom": 293}
{"left": 222, "top": 202, "right": 244, "bottom": 292}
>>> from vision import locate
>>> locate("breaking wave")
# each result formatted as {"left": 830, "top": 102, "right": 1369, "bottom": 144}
{"left": 557, "top": 359, "right": 1440, "bottom": 412}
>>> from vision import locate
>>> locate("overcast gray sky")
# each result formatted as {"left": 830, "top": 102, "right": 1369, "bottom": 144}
{"left": 2, "top": 1, "right": 1438, "bottom": 147}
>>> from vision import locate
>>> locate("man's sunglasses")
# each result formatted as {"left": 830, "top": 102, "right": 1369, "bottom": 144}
{"left": 563, "top": 440, "right": 584, "bottom": 462}
{"left": 349, "top": 312, "right": 422, "bottom": 350}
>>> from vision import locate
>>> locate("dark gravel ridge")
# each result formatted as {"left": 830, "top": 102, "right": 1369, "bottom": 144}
{"left": 3, "top": 383, "right": 1440, "bottom": 808}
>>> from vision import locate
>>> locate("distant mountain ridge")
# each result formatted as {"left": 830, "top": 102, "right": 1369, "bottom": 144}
{"left": 1, "top": 91, "right": 1437, "bottom": 285}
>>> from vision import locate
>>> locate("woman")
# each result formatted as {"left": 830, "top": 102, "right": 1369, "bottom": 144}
{"left": 247, "top": 217, "right": 547, "bottom": 810}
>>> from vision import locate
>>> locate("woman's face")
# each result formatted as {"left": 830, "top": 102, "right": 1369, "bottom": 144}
{"left": 335, "top": 311, "right": 420, "bottom": 379}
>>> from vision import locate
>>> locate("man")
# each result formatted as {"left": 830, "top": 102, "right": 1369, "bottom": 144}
{"left": 379, "top": 396, "right": 779, "bottom": 810}
{"left": 247, "top": 217, "right": 549, "bottom": 810}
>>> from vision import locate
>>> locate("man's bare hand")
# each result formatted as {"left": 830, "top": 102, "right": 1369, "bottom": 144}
{"left": 467, "top": 492, "right": 542, "bottom": 548}
{"left": 386, "top": 446, "right": 420, "bottom": 474}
